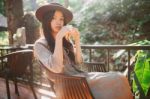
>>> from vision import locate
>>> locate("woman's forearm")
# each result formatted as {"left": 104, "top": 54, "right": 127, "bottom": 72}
{"left": 74, "top": 38, "right": 83, "bottom": 64}
{"left": 52, "top": 36, "right": 64, "bottom": 72}
{"left": 52, "top": 26, "right": 71, "bottom": 72}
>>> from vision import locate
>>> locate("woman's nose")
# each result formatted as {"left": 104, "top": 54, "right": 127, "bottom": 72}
{"left": 56, "top": 19, "right": 61, "bottom": 24}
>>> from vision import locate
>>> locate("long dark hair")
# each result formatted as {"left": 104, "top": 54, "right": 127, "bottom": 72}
{"left": 41, "top": 10, "right": 75, "bottom": 63}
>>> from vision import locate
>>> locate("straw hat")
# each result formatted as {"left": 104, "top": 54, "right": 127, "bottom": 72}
{"left": 36, "top": 3, "right": 73, "bottom": 24}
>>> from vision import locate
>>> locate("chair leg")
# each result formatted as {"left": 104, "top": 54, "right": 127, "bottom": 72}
{"left": 29, "top": 84, "right": 37, "bottom": 99}
{"left": 27, "top": 75, "right": 37, "bottom": 99}
{"left": 14, "top": 77, "right": 19, "bottom": 96}
{"left": 49, "top": 80, "right": 55, "bottom": 93}
{"left": 5, "top": 78, "right": 11, "bottom": 99}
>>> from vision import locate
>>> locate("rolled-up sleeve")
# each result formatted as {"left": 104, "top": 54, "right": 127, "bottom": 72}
{"left": 34, "top": 40, "right": 63, "bottom": 73}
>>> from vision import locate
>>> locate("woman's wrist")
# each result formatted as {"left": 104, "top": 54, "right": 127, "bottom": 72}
{"left": 56, "top": 33, "right": 63, "bottom": 40}
{"left": 74, "top": 37, "right": 80, "bottom": 44}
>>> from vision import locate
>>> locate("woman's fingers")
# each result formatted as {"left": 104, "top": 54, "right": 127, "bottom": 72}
{"left": 58, "top": 25, "right": 80, "bottom": 41}
{"left": 70, "top": 28, "right": 80, "bottom": 40}
{"left": 57, "top": 26, "right": 71, "bottom": 38}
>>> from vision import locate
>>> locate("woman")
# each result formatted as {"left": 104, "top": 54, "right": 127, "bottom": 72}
{"left": 34, "top": 3, "right": 133, "bottom": 99}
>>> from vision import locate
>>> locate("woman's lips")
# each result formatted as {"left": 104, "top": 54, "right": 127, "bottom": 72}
{"left": 55, "top": 26, "right": 61, "bottom": 30}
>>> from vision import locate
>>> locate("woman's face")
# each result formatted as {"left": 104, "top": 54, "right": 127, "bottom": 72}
{"left": 50, "top": 10, "right": 64, "bottom": 34}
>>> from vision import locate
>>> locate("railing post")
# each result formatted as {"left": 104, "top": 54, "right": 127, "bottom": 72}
{"left": 107, "top": 49, "right": 110, "bottom": 71}
{"left": 89, "top": 49, "right": 92, "bottom": 62}
{"left": 127, "top": 49, "right": 131, "bottom": 83}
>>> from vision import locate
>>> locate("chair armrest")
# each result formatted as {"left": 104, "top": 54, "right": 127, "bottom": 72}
{"left": 38, "top": 60, "right": 94, "bottom": 99}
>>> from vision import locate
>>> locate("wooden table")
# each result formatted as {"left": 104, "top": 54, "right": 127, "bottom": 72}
{"left": 0, "top": 45, "right": 33, "bottom": 56}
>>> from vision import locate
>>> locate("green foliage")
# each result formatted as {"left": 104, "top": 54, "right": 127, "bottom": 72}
{"left": 0, "top": 0, "right": 5, "bottom": 16}
{"left": 23, "top": 0, "right": 80, "bottom": 12}
{"left": 130, "top": 40, "right": 150, "bottom": 96}
{"left": 132, "top": 50, "right": 150, "bottom": 96}
{"left": 0, "top": 31, "right": 9, "bottom": 45}
{"left": 74, "top": 0, "right": 150, "bottom": 44}
{"left": 136, "top": 40, "right": 150, "bottom": 45}
{"left": 22, "top": 0, "right": 150, "bottom": 45}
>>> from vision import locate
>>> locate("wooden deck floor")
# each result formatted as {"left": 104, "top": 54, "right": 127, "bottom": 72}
{"left": 0, "top": 78, "right": 56, "bottom": 99}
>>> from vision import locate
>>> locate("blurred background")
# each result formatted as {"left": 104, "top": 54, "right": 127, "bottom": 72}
{"left": 0, "top": 0, "right": 150, "bottom": 69}
{"left": 0, "top": 0, "right": 150, "bottom": 45}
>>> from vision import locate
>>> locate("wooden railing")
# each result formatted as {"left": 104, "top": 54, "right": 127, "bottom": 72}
{"left": 81, "top": 45, "right": 150, "bottom": 81}
{"left": 0, "top": 44, "right": 150, "bottom": 87}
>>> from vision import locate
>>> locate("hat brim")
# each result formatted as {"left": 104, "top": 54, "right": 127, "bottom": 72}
{"left": 36, "top": 4, "right": 73, "bottom": 24}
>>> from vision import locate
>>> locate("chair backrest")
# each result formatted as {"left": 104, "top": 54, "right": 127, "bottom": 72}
{"left": 83, "top": 62, "right": 107, "bottom": 72}
{"left": 39, "top": 61, "right": 94, "bottom": 99}
{"left": 6, "top": 50, "right": 33, "bottom": 75}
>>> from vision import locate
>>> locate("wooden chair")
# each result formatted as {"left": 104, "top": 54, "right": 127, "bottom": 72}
{"left": 82, "top": 62, "right": 107, "bottom": 72}
{"left": 38, "top": 61, "right": 94, "bottom": 99}
{"left": 0, "top": 50, "right": 37, "bottom": 99}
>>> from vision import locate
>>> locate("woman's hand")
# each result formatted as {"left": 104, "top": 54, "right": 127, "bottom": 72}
{"left": 56, "top": 25, "right": 80, "bottom": 42}
{"left": 56, "top": 26, "right": 71, "bottom": 39}
{"left": 70, "top": 27, "right": 80, "bottom": 42}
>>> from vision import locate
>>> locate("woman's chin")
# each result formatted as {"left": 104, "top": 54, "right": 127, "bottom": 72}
{"left": 54, "top": 28, "right": 61, "bottom": 32}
